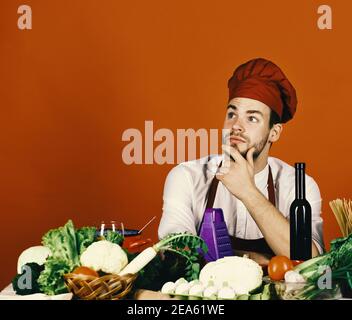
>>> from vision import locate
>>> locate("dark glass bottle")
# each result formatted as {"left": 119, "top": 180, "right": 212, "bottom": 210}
{"left": 290, "top": 163, "right": 312, "bottom": 261}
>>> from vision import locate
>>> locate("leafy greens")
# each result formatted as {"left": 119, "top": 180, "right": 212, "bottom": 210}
{"left": 293, "top": 233, "right": 352, "bottom": 299}
{"left": 37, "top": 220, "right": 97, "bottom": 295}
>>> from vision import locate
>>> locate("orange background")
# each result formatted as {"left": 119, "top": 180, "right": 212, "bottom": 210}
{"left": 0, "top": 0, "right": 351, "bottom": 288}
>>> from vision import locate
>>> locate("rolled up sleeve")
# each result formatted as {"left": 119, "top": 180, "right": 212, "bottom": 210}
{"left": 158, "top": 165, "right": 196, "bottom": 240}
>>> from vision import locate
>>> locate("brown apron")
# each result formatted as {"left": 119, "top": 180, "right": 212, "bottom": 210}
{"left": 198, "top": 162, "right": 276, "bottom": 256}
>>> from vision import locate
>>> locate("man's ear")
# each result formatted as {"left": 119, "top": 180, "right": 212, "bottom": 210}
{"left": 269, "top": 123, "right": 283, "bottom": 143}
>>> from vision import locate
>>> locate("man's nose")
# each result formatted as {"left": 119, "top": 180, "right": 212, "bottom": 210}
{"left": 231, "top": 118, "right": 244, "bottom": 134}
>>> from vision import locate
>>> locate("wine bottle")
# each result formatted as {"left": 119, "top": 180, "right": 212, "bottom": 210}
{"left": 290, "top": 163, "right": 312, "bottom": 261}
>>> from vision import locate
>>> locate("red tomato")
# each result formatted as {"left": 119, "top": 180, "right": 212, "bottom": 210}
{"left": 291, "top": 260, "right": 304, "bottom": 267}
{"left": 72, "top": 266, "right": 99, "bottom": 277}
{"left": 268, "top": 256, "right": 294, "bottom": 281}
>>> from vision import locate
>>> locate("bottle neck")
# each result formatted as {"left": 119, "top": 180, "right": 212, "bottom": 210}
{"left": 295, "top": 165, "right": 306, "bottom": 200}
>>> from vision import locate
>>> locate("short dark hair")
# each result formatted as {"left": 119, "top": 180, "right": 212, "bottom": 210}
{"left": 269, "top": 110, "right": 281, "bottom": 128}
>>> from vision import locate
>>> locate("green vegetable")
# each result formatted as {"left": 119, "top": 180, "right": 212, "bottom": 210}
{"left": 39, "top": 220, "right": 97, "bottom": 295}
{"left": 12, "top": 263, "right": 44, "bottom": 295}
{"left": 37, "top": 257, "right": 71, "bottom": 295}
{"left": 152, "top": 233, "right": 208, "bottom": 281}
{"left": 119, "top": 233, "right": 208, "bottom": 282}
{"left": 131, "top": 252, "right": 164, "bottom": 291}
{"left": 15, "top": 220, "right": 123, "bottom": 296}
{"left": 131, "top": 251, "right": 188, "bottom": 292}
{"left": 103, "top": 230, "right": 124, "bottom": 246}
{"left": 42, "top": 220, "right": 80, "bottom": 268}
{"left": 76, "top": 226, "right": 97, "bottom": 255}
{"left": 292, "top": 234, "right": 352, "bottom": 299}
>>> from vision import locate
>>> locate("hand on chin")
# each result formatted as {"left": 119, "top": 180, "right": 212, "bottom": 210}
{"left": 230, "top": 143, "right": 248, "bottom": 157}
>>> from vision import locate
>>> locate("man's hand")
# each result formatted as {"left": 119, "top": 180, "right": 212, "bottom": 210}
{"left": 216, "top": 145, "right": 257, "bottom": 200}
{"left": 216, "top": 145, "right": 320, "bottom": 258}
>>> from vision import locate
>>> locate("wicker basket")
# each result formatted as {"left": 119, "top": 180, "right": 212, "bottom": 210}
{"left": 64, "top": 272, "right": 138, "bottom": 300}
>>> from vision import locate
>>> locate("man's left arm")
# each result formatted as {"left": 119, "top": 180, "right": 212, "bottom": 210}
{"left": 239, "top": 187, "right": 319, "bottom": 258}
{"left": 217, "top": 145, "right": 320, "bottom": 258}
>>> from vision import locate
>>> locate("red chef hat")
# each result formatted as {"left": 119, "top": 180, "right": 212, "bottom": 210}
{"left": 228, "top": 58, "right": 297, "bottom": 123}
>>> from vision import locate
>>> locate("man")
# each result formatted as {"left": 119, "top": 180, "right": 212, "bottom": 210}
{"left": 158, "top": 58, "right": 324, "bottom": 265}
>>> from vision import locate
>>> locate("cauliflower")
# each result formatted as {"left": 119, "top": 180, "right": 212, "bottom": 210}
{"left": 199, "top": 256, "right": 263, "bottom": 295}
{"left": 217, "top": 286, "right": 236, "bottom": 299}
{"left": 80, "top": 240, "right": 128, "bottom": 274}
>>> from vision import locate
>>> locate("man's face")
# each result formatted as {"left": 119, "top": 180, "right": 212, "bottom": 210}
{"left": 223, "top": 97, "right": 272, "bottom": 159}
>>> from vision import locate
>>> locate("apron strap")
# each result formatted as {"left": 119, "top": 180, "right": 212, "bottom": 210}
{"left": 205, "top": 161, "right": 222, "bottom": 209}
{"left": 267, "top": 165, "right": 276, "bottom": 207}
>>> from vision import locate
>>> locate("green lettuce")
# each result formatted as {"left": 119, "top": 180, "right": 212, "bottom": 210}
{"left": 37, "top": 257, "right": 72, "bottom": 295}
{"left": 42, "top": 220, "right": 80, "bottom": 268}
{"left": 76, "top": 226, "right": 97, "bottom": 255}
{"left": 38, "top": 220, "right": 97, "bottom": 295}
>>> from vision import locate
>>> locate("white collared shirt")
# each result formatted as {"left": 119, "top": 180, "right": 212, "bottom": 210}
{"left": 158, "top": 155, "right": 325, "bottom": 254}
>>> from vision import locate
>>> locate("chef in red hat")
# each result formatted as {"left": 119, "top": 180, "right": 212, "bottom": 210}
{"left": 158, "top": 58, "right": 324, "bottom": 264}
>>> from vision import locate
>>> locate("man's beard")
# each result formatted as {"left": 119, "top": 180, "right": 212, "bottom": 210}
{"left": 223, "top": 130, "right": 270, "bottom": 160}
{"left": 242, "top": 132, "right": 269, "bottom": 159}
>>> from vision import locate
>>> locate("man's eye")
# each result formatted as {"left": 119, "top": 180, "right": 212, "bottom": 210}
{"left": 248, "top": 116, "right": 258, "bottom": 123}
{"left": 227, "top": 112, "right": 236, "bottom": 119}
